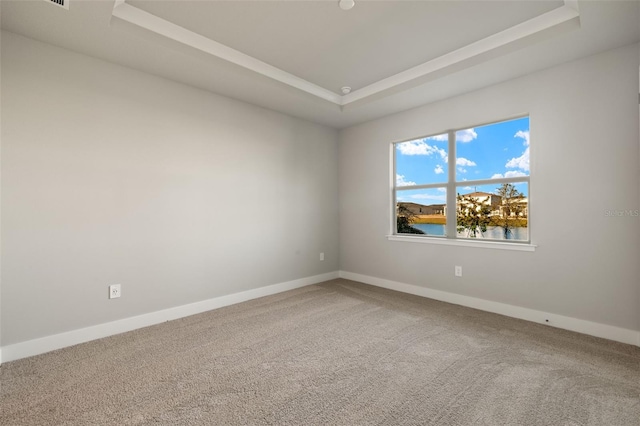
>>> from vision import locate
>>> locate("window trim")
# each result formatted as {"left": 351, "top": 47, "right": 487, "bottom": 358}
{"left": 386, "top": 234, "right": 536, "bottom": 251}
{"left": 391, "top": 116, "right": 534, "bottom": 250}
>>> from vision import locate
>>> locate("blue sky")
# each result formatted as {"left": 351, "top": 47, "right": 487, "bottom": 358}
{"left": 396, "top": 117, "right": 529, "bottom": 205}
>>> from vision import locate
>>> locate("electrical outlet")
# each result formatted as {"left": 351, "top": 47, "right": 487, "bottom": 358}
{"left": 320, "top": 252, "right": 325, "bottom": 261}
{"left": 454, "top": 266, "right": 462, "bottom": 277}
{"left": 109, "top": 284, "right": 121, "bottom": 299}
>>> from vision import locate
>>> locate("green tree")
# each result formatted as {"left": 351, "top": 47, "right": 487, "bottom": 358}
{"left": 494, "top": 183, "right": 525, "bottom": 239}
{"left": 396, "top": 204, "right": 425, "bottom": 234}
{"left": 456, "top": 194, "right": 491, "bottom": 238}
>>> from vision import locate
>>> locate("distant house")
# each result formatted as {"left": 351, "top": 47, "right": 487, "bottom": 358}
{"left": 458, "top": 191, "right": 528, "bottom": 218}
{"left": 500, "top": 198, "right": 528, "bottom": 218}
{"left": 397, "top": 202, "right": 445, "bottom": 216}
{"left": 457, "top": 192, "right": 502, "bottom": 216}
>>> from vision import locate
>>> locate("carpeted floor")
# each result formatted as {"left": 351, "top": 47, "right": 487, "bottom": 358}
{"left": 1, "top": 279, "right": 639, "bottom": 425}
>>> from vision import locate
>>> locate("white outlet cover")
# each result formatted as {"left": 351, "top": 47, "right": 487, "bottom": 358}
{"left": 109, "top": 284, "right": 121, "bottom": 299}
{"left": 455, "top": 266, "right": 463, "bottom": 277}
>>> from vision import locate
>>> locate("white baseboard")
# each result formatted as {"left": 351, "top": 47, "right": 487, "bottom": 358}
{"left": 339, "top": 271, "right": 640, "bottom": 347}
{"left": 0, "top": 271, "right": 340, "bottom": 364}
{"left": 3, "top": 269, "right": 637, "bottom": 365}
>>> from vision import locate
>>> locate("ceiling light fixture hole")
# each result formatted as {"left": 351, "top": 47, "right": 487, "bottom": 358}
{"left": 339, "top": 0, "right": 355, "bottom": 11}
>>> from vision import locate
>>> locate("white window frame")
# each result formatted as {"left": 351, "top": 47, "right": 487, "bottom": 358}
{"left": 389, "top": 116, "right": 535, "bottom": 251}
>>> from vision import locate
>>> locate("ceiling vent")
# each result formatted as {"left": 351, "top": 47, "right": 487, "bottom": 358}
{"left": 45, "top": 0, "right": 69, "bottom": 10}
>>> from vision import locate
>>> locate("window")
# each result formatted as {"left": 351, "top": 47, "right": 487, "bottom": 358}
{"left": 393, "top": 116, "right": 530, "bottom": 243}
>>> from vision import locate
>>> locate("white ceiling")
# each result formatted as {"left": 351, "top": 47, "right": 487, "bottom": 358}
{"left": 1, "top": 0, "right": 639, "bottom": 129}
{"left": 126, "top": 0, "right": 564, "bottom": 93}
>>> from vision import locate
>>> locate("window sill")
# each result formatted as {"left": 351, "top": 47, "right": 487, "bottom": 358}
{"left": 386, "top": 235, "right": 537, "bottom": 252}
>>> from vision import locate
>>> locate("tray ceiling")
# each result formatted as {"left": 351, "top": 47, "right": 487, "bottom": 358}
{"left": 126, "top": 0, "right": 564, "bottom": 94}
{"left": 1, "top": 1, "right": 639, "bottom": 128}
{"left": 112, "top": 0, "right": 578, "bottom": 106}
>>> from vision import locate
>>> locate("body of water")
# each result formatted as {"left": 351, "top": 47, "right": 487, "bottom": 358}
{"left": 410, "top": 224, "right": 528, "bottom": 241}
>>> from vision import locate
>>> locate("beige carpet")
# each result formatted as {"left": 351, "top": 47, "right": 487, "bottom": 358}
{"left": 1, "top": 279, "right": 639, "bottom": 425}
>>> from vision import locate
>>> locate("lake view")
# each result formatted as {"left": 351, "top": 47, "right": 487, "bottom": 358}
{"left": 411, "top": 224, "right": 529, "bottom": 241}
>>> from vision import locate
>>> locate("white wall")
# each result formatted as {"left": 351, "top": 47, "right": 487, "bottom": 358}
{"left": 1, "top": 31, "right": 638, "bottom": 358}
{"left": 339, "top": 43, "right": 640, "bottom": 333}
{"left": 0, "top": 32, "right": 339, "bottom": 347}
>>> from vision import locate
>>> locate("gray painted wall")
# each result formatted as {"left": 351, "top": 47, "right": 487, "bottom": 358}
{"left": 1, "top": 32, "right": 339, "bottom": 346}
{"left": 339, "top": 44, "right": 640, "bottom": 332}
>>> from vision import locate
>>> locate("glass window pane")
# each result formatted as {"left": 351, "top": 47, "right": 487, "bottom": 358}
{"left": 395, "top": 134, "right": 448, "bottom": 187}
{"left": 455, "top": 117, "right": 529, "bottom": 181}
{"left": 456, "top": 183, "right": 528, "bottom": 241}
{"left": 396, "top": 188, "right": 447, "bottom": 236}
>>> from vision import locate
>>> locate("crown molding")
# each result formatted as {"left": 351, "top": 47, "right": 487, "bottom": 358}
{"left": 111, "top": 1, "right": 342, "bottom": 104}
{"left": 111, "top": 1, "right": 580, "bottom": 109}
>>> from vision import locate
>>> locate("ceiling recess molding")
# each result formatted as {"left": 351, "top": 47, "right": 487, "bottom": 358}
{"left": 110, "top": 0, "right": 581, "bottom": 110}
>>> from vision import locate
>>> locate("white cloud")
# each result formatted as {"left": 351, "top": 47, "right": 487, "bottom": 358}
{"left": 410, "top": 193, "right": 446, "bottom": 202}
{"left": 491, "top": 170, "right": 528, "bottom": 179}
{"left": 426, "top": 134, "right": 448, "bottom": 142}
{"left": 423, "top": 129, "right": 477, "bottom": 144}
{"left": 505, "top": 147, "right": 529, "bottom": 172}
{"left": 396, "top": 174, "right": 416, "bottom": 186}
{"left": 457, "top": 167, "right": 467, "bottom": 174}
{"left": 502, "top": 129, "right": 530, "bottom": 172}
{"left": 456, "top": 157, "right": 476, "bottom": 167}
{"left": 437, "top": 188, "right": 446, "bottom": 192}
{"left": 397, "top": 140, "right": 446, "bottom": 159}
{"left": 456, "top": 128, "right": 478, "bottom": 143}
{"left": 515, "top": 130, "right": 530, "bottom": 146}
{"left": 434, "top": 165, "right": 444, "bottom": 174}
